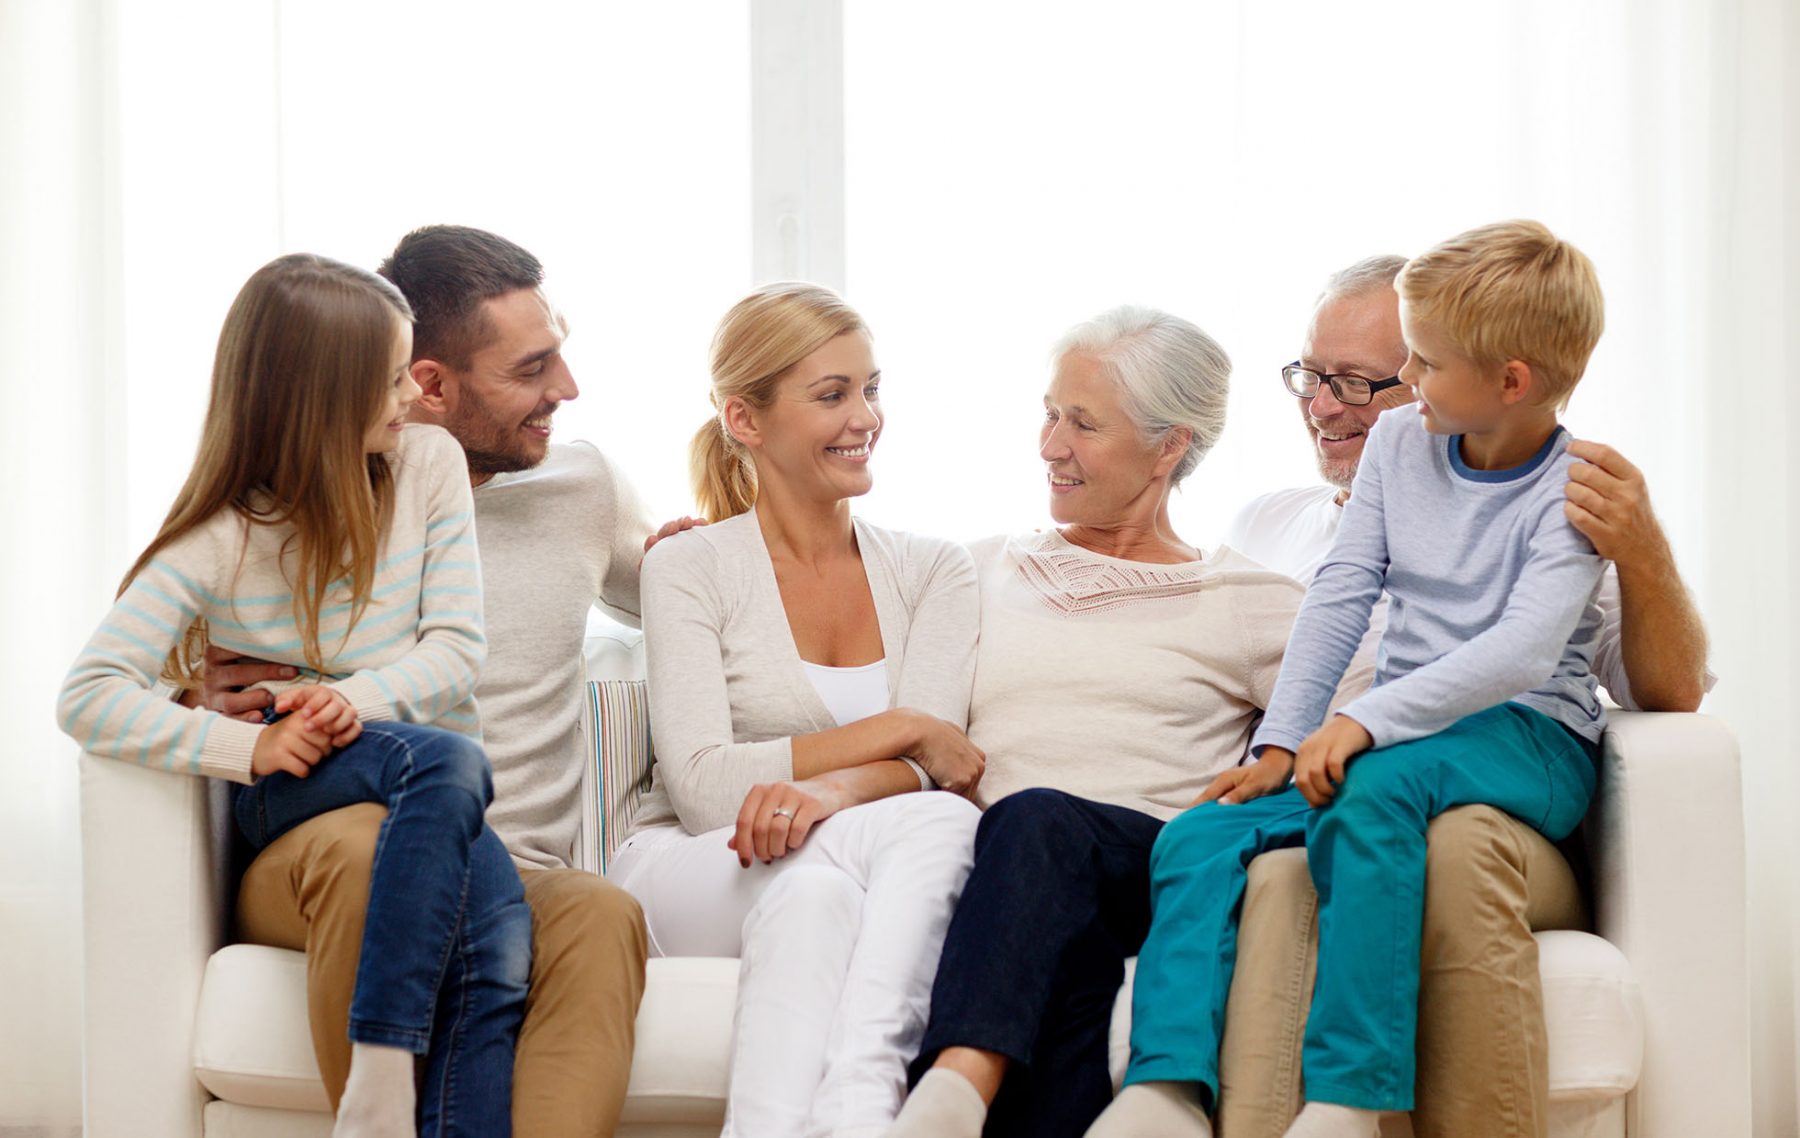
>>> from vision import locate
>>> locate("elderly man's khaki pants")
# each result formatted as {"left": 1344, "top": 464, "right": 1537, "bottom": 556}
{"left": 235, "top": 803, "right": 650, "bottom": 1137}
{"left": 1216, "top": 804, "right": 1585, "bottom": 1138}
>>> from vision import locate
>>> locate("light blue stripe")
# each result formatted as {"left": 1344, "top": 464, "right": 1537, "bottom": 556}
{"left": 339, "top": 623, "right": 424, "bottom": 664}
{"left": 368, "top": 670, "right": 399, "bottom": 712}
{"left": 112, "top": 697, "right": 155, "bottom": 758}
{"left": 429, "top": 560, "right": 482, "bottom": 572}
{"left": 96, "top": 622, "right": 167, "bottom": 661}
{"left": 191, "top": 714, "right": 217, "bottom": 774}
{"left": 210, "top": 601, "right": 421, "bottom": 658}
{"left": 59, "top": 681, "right": 107, "bottom": 735}
{"left": 116, "top": 602, "right": 181, "bottom": 638}
{"left": 427, "top": 511, "right": 473, "bottom": 533}
{"left": 209, "top": 575, "right": 420, "bottom": 631}
{"left": 138, "top": 703, "right": 179, "bottom": 767}
{"left": 388, "top": 658, "right": 425, "bottom": 707}
{"left": 150, "top": 542, "right": 436, "bottom": 609}
{"left": 420, "top": 586, "right": 481, "bottom": 599}
{"left": 73, "top": 647, "right": 151, "bottom": 679}
{"left": 82, "top": 688, "right": 133, "bottom": 754}
{"left": 425, "top": 534, "right": 475, "bottom": 554}
{"left": 130, "top": 581, "right": 199, "bottom": 622}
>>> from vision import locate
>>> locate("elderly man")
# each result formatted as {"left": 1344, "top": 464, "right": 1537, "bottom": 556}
{"left": 1216, "top": 255, "right": 1710, "bottom": 1138}
{"left": 199, "top": 226, "right": 656, "bottom": 1136}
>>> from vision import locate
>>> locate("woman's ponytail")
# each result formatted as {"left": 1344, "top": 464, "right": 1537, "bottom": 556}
{"left": 690, "top": 417, "right": 757, "bottom": 523}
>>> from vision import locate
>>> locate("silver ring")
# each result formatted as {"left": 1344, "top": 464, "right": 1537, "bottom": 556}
{"left": 772, "top": 806, "right": 796, "bottom": 819}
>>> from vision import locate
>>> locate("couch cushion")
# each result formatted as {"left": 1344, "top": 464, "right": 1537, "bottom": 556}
{"left": 195, "top": 929, "right": 1639, "bottom": 1119}
{"left": 1106, "top": 931, "right": 1643, "bottom": 1101}
{"left": 1537, "top": 930, "right": 1644, "bottom": 1098}
{"left": 194, "top": 945, "right": 328, "bottom": 1113}
{"left": 194, "top": 946, "right": 737, "bottom": 1120}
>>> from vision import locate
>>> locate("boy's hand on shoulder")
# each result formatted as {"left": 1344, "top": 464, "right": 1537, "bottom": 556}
{"left": 1194, "top": 749, "right": 1293, "bottom": 806}
{"left": 1295, "top": 715, "right": 1373, "bottom": 807}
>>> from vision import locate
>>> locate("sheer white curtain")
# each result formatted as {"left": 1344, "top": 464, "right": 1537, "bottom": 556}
{"left": 2, "top": 1, "right": 1794, "bottom": 1134}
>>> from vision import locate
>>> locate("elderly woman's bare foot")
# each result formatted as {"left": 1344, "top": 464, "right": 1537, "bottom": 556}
{"left": 1085, "top": 1082, "right": 1213, "bottom": 1138}
{"left": 883, "top": 1068, "right": 987, "bottom": 1138}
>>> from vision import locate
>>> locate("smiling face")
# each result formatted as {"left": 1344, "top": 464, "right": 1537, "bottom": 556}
{"left": 1297, "top": 289, "right": 1414, "bottom": 490}
{"left": 363, "top": 318, "right": 421, "bottom": 454}
{"left": 734, "top": 330, "right": 882, "bottom": 505}
{"left": 419, "top": 286, "right": 577, "bottom": 477}
{"left": 1040, "top": 351, "right": 1174, "bottom": 527}
{"left": 1397, "top": 301, "right": 1509, "bottom": 436}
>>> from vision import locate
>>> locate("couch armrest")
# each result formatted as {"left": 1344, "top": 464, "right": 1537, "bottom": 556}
{"left": 80, "top": 754, "right": 235, "bottom": 1138}
{"left": 1585, "top": 712, "right": 1749, "bottom": 1138}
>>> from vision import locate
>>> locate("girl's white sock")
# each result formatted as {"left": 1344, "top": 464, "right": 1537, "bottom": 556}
{"left": 883, "top": 1067, "right": 988, "bottom": 1138}
{"left": 1084, "top": 1081, "right": 1213, "bottom": 1138}
{"left": 333, "top": 1041, "right": 417, "bottom": 1138}
{"left": 1282, "top": 1100, "right": 1381, "bottom": 1138}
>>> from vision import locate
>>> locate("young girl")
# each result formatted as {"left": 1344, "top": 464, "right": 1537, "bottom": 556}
{"left": 57, "top": 254, "right": 531, "bottom": 1138}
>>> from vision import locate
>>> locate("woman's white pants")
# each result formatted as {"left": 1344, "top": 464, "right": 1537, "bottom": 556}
{"left": 610, "top": 792, "right": 980, "bottom": 1138}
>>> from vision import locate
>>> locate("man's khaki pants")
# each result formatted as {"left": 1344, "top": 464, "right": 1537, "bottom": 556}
{"left": 1216, "top": 804, "right": 1585, "bottom": 1138}
{"left": 236, "top": 803, "right": 650, "bottom": 1137}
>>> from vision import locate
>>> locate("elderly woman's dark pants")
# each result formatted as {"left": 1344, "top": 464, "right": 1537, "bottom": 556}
{"left": 910, "top": 788, "right": 1161, "bottom": 1138}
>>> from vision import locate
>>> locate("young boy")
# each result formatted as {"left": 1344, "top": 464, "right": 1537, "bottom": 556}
{"left": 1086, "top": 220, "right": 1609, "bottom": 1138}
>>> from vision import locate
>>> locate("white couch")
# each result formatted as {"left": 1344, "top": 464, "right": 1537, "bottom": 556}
{"left": 79, "top": 620, "right": 1751, "bottom": 1138}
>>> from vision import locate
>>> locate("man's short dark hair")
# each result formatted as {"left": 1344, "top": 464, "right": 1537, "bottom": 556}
{"left": 377, "top": 225, "right": 543, "bottom": 369}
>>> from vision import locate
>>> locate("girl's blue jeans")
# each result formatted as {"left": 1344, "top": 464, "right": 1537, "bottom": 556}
{"left": 1125, "top": 702, "right": 1598, "bottom": 1112}
{"left": 233, "top": 719, "right": 531, "bottom": 1138}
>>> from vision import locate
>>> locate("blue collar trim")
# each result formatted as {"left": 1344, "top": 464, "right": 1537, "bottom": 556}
{"left": 1448, "top": 426, "right": 1566, "bottom": 483}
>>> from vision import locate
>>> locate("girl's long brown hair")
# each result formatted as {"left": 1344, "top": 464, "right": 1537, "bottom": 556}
{"left": 121, "top": 253, "right": 415, "bottom": 685}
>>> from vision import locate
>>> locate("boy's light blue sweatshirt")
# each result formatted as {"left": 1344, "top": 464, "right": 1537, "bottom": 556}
{"left": 1252, "top": 405, "right": 1606, "bottom": 753}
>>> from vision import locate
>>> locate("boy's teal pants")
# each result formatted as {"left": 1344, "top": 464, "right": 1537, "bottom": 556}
{"left": 1124, "top": 702, "right": 1598, "bottom": 1111}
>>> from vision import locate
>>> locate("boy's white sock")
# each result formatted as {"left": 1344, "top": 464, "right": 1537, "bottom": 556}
{"left": 1084, "top": 1081, "right": 1213, "bottom": 1138}
{"left": 333, "top": 1041, "right": 417, "bottom": 1138}
{"left": 882, "top": 1068, "right": 988, "bottom": 1138}
{"left": 1282, "top": 1101, "right": 1380, "bottom": 1138}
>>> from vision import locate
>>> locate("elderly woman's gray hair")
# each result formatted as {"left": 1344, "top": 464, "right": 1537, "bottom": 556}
{"left": 1051, "top": 305, "right": 1231, "bottom": 485}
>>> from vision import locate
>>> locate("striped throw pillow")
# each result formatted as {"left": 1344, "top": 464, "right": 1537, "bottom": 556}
{"left": 585, "top": 678, "right": 654, "bottom": 874}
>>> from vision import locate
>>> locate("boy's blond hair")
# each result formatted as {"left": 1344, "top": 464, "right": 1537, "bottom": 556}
{"left": 1396, "top": 220, "right": 1604, "bottom": 408}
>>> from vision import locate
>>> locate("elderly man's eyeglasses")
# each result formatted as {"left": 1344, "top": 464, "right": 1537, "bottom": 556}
{"left": 1282, "top": 363, "right": 1404, "bottom": 407}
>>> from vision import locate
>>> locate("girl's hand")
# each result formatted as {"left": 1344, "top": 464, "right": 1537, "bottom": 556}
{"left": 902, "top": 711, "right": 986, "bottom": 797}
{"left": 251, "top": 713, "right": 334, "bottom": 779}
{"left": 729, "top": 779, "right": 845, "bottom": 867}
{"left": 274, "top": 684, "right": 362, "bottom": 748}
{"left": 1193, "top": 749, "right": 1294, "bottom": 806}
{"left": 1294, "top": 715, "right": 1374, "bottom": 807}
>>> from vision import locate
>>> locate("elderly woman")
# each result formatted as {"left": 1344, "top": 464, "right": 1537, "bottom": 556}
{"left": 885, "top": 306, "right": 1364, "bottom": 1138}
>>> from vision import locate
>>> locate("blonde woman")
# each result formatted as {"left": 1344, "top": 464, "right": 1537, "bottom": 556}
{"left": 608, "top": 283, "right": 984, "bottom": 1138}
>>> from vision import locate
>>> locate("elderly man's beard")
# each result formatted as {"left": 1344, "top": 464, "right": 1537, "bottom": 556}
{"left": 1305, "top": 408, "right": 1367, "bottom": 491}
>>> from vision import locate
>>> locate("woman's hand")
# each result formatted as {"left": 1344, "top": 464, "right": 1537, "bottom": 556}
{"left": 1193, "top": 749, "right": 1294, "bottom": 806}
{"left": 901, "top": 711, "right": 986, "bottom": 797}
{"left": 730, "top": 778, "right": 847, "bottom": 867}
{"left": 1294, "top": 715, "right": 1374, "bottom": 807}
